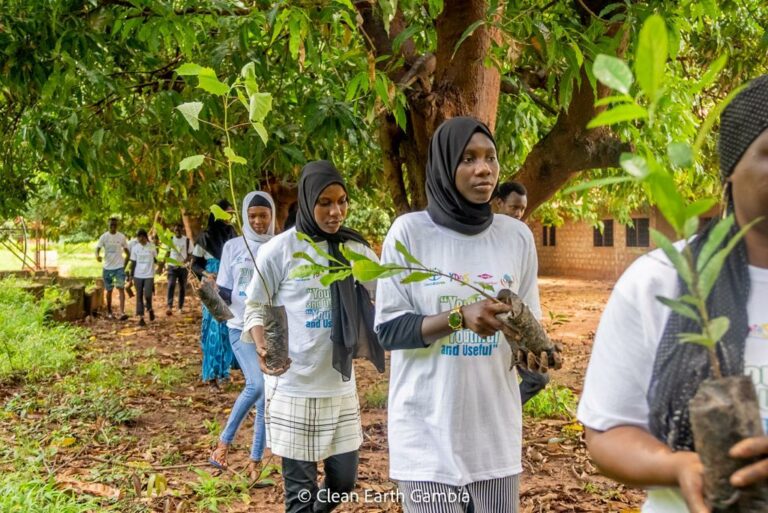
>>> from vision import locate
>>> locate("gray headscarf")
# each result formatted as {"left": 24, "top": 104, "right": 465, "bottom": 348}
{"left": 241, "top": 191, "right": 275, "bottom": 243}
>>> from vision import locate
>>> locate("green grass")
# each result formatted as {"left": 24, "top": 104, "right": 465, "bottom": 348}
{"left": 523, "top": 384, "right": 578, "bottom": 420}
{"left": 362, "top": 382, "right": 388, "bottom": 409}
{"left": 0, "top": 473, "right": 103, "bottom": 513}
{"left": 0, "top": 279, "right": 86, "bottom": 383}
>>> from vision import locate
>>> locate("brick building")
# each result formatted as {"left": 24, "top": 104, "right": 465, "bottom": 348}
{"left": 529, "top": 207, "right": 699, "bottom": 280}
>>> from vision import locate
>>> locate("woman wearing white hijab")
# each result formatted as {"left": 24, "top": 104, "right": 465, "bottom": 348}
{"left": 210, "top": 191, "right": 276, "bottom": 481}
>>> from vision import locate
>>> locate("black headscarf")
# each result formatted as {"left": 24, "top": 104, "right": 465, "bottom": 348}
{"left": 197, "top": 199, "right": 237, "bottom": 261}
{"left": 295, "top": 161, "right": 383, "bottom": 380}
{"left": 426, "top": 116, "right": 496, "bottom": 235}
{"left": 647, "top": 75, "right": 768, "bottom": 450}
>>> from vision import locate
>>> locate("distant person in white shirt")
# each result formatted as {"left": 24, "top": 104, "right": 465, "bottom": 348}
{"left": 95, "top": 217, "right": 130, "bottom": 320}
{"left": 126, "top": 229, "right": 157, "bottom": 327}
{"left": 164, "top": 223, "right": 191, "bottom": 316}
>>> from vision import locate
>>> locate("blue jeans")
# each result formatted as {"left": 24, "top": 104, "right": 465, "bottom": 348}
{"left": 219, "top": 328, "right": 266, "bottom": 461}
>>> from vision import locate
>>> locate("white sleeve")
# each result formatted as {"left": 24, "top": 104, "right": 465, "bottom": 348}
{"left": 120, "top": 234, "right": 129, "bottom": 249}
{"left": 129, "top": 245, "right": 138, "bottom": 261}
{"left": 216, "top": 242, "right": 235, "bottom": 290}
{"left": 374, "top": 220, "right": 418, "bottom": 329}
{"left": 577, "top": 287, "right": 657, "bottom": 431}
{"left": 241, "top": 300, "right": 266, "bottom": 342}
{"left": 192, "top": 244, "right": 206, "bottom": 258}
{"left": 241, "top": 244, "right": 281, "bottom": 336}
{"left": 95, "top": 234, "right": 105, "bottom": 250}
{"left": 517, "top": 227, "right": 541, "bottom": 320}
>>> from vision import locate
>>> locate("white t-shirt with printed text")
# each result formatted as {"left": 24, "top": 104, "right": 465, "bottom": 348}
{"left": 577, "top": 246, "right": 768, "bottom": 513}
{"left": 169, "top": 235, "right": 190, "bottom": 266}
{"left": 246, "top": 228, "right": 378, "bottom": 398}
{"left": 96, "top": 232, "right": 129, "bottom": 270}
{"left": 217, "top": 237, "right": 265, "bottom": 331}
{"left": 374, "top": 212, "right": 541, "bottom": 486}
{"left": 130, "top": 243, "right": 157, "bottom": 280}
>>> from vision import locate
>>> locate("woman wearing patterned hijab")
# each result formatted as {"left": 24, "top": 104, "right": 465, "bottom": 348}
{"left": 579, "top": 75, "right": 768, "bottom": 513}
{"left": 375, "top": 116, "right": 543, "bottom": 512}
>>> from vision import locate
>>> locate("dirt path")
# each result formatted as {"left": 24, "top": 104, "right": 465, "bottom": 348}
{"left": 11, "top": 277, "right": 644, "bottom": 512}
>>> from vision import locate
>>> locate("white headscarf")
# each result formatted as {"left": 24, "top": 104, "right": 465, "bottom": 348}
{"left": 241, "top": 191, "right": 276, "bottom": 243}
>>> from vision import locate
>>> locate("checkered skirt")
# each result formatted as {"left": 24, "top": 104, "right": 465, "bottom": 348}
{"left": 265, "top": 391, "right": 363, "bottom": 461}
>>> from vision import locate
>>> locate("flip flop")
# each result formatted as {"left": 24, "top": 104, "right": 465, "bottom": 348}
{"left": 208, "top": 458, "right": 227, "bottom": 471}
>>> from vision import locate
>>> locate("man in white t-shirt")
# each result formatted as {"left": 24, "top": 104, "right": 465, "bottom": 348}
{"left": 165, "top": 223, "right": 191, "bottom": 315}
{"left": 578, "top": 74, "right": 768, "bottom": 512}
{"left": 95, "top": 217, "right": 130, "bottom": 320}
{"left": 127, "top": 229, "right": 157, "bottom": 327}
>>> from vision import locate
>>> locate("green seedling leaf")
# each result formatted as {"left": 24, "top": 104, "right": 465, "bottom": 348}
{"left": 292, "top": 251, "right": 320, "bottom": 266}
{"left": 685, "top": 198, "right": 717, "bottom": 220}
{"left": 635, "top": 14, "right": 668, "bottom": 102}
{"left": 692, "top": 54, "right": 727, "bottom": 94}
{"left": 176, "top": 102, "right": 203, "bottom": 130}
{"left": 294, "top": 232, "right": 343, "bottom": 265}
{"left": 619, "top": 153, "right": 649, "bottom": 178}
{"left": 249, "top": 93, "right": 272, "bottom": 122}
{"left": 699, "top": 217, "right": 762, "bottom": 299}
{"left": 400, "top": 271, "right": 434, "bottom": 284}
{"left": 678, "top": 331, "right": 715, "bottom": 348}
{"left": 708, "top": 316, "right": 730, "bottom": 343}
{"left": 339, "top": 244, "right": 370, "bottom": 262}
{"left": 197, "top": 69, "right": 230, "bottom": 96}
{"left": 165, "top": 257, "right": 184, "bottom": 267}
{"left": 176, "top": 63, "right": 204, "bottom": 76}
{"left": 474, "top": 281, "right": 495, "bottom": 292}
{"left": 320, "top": 270, "right": 352, "bottom": 287}
{"left": 562, "top": 176, "right": 633, "bottom": 195}
{"left": 696, "top": 215, "right": 735, "bottom": 272}
{"left": 224, "top": 147, "right": 247, "bottom": 165}
{"left": 679, "top": 294, "right": 700, "bottom": 306}
{"left": 650, "top": 229, "right": 692, "bottom": 287}
{"left": 683, "top": 216, "right": 699, "bottom": 239}
{"left": 656, "top": 296, "right": 700, "bottom": 322}
{"left": 693, "top": 84, "right": 746, "bottom": 158}
{"left": 210, "top": 204, "right": 232, "bottom": 222}
{"left": 351, "top": 260, "right": 389, "bottom": 282}
{"left": 592, "top": 54, "right": 634, "bottom": 94}
{"left": 667, "top": 142, "right": 693, "bottom": 168}
{"left": 153, "top": 222, "right": 175, "bottom": 248}
{"left": 587, "top": 103, "right": 648, "bottom": 128}
{"left": 395, "top": 240, "right": 423, "bottom": 266}
{"left": 646, "top": 171, "right": 686, "bottom": 232}
{"left": 288, "top": 264, "right": 323, "bottom": 279}
{"left": 252, "top": 122, "right": 268, "bottom": 145}
{"left": 179, "top": 155, "right": 205, "bottom": 171}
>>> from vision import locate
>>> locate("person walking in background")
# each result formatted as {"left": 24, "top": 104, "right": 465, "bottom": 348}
{"left": 95, "top": 216, "right": 130, "bottom": 321}
{"left": 165, "top": 222, "right": 191, "bottom": 316}
{"left": 127, "top": 229, "right": 157, "bottom": 327}
{"left": 209, "top": 191, "right": 275, "bottom": 482}
{"left": 192, "top": 200, "right": 238, "bottom": 387}
{"left": 492, "top": 180, "right": 528, "bottom": 220}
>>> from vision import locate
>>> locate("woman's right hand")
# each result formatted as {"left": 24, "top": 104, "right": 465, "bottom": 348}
{"left": 250, "top": 326, "right": 291, "bottom": 376}
{"left": 461, "top": 299, "right": 513, "bottom": 337}
{"left": 672, "top": 451, "right": 709, "bottom": 513}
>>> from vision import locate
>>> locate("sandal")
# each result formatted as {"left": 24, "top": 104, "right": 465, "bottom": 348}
{"left": 209, "top": 441, "right": 229, "bottom": 470}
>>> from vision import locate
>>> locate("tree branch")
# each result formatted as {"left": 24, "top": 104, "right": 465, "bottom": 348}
{"left": 500, "top": 79, "right": 558, "bottom": 116}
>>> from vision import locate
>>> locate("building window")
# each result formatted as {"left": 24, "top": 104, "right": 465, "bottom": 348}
{"left": 626, "top": 218, "right": 650, "bottom": 247}
{"left": 542, "top": 226, "right": 556, "bottom": 247}
{"left": 594, "top": 220, "right": 614, "bottom": 247}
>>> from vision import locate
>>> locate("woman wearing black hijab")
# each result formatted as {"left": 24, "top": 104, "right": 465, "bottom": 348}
{"left": 375, "top": 117, "right": 542, "bottom": 512}
{"left": 578, "top": 76, "right": 768, "bottom": 513}
{"left": 192, "top": 199, "right": 238, "bottom": 386}
{"left": 242, "top": 161, "right": 380, "bottom": 513}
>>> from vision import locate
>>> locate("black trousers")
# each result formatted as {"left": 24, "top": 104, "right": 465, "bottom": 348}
{"left": 282, "top": 450, "right": 358, "bottom": 513}
{"left": 167, "top": 267, "right": 188, "bottom": 309}
{"left": 134, "top": 277, "right": 153, "bottom": 316}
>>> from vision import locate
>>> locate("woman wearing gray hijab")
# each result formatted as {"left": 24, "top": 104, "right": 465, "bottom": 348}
{"left": 209, "top": 191, "right": 275, "bottom": 481}
{"left": 578, "top": 75, "right": 768, "bottom": 512}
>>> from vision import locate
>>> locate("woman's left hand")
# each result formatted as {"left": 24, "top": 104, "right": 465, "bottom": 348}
{"left": 730, "top": 437, "right": 768, "bottom": 487}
